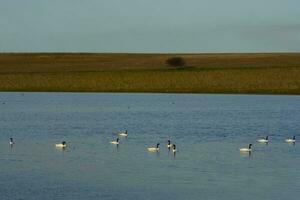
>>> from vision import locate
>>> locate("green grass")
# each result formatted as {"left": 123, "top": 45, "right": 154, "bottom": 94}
{"left": 0, "top": 53, "right": 300, "bottom": 94}
{"left": 1, "top": 67, "right": 300, "bottom": 94}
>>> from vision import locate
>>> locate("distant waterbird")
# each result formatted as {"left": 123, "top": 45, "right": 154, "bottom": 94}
{"left": 285, "top": 136, "right": 296, "bottom": 143}
{"left": 110, "top": 138, "right": 119, "bottom": 145}
{"left": 239, "top": 144, "right": 252, "bottom": 152}
{"left": 55, "top": 141, "right": 67, "bottom": 148}
{"left": 167, "top": 140, "right": 173, "bottom": 149}
{"left": 148, "top": 143, "right": 160, "bottom": 152}
{"left": 172, "top": 144, "right": 177, "bottom": 153}
{"left": 119, "top": 130, "right": 128, "bottom": 137}
{"left": 257, "top": 136, "right": 269, "bottom": 144}
{"left": 9, "top": 138, "right": 14, "bottom": 145}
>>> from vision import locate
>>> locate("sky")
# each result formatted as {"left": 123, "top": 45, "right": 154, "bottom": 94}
{"left": 0, "top": 0, "right": 300, "bottom": 53}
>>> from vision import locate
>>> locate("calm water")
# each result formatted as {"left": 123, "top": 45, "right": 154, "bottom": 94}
{"left": 0, "top": 92, "right": 299, "bottom": 200}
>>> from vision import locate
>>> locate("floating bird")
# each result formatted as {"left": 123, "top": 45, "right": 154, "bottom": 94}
{"left": 119, "top": 130, "right": 128, "bottom": 137}
{"left": 239, "top": 144, "right": 252, "bottom": 152}
{"left": 257, "top": 136, "right": 269, "bottom": 143}
{"left": 110, "top": 138, "right": 119, "bottom": 145}
{"left": 9, "top": 138, "right": 14, "bottom": 145}
{"left": 167, "top": 140, "right": 173, "bottom": 149}
{"left": 148, "top": 143, "right": 160, "bottom": 152}
{"left": 285, "top": 136, "right": 296, "bottom": 143}
{"left": 172, "top": 144, "right": 177, "bottom": 153}
{"left": 55, "top": 141, "right": 67, "bottom": 148}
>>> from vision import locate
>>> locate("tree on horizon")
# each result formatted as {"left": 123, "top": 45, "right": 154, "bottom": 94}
{"left": 166, "top": 57, "right": 186, "bottom": 68}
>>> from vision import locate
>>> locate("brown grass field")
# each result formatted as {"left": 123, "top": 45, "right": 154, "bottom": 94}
{"left": 0, "top": 53, "right": 300, "bottom": 94}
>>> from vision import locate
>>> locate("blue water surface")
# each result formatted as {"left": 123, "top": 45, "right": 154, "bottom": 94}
{"left": 0, "top": 93, "right": 299, "bottom": 200}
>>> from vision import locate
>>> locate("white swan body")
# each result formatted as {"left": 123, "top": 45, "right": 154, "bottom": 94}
{"left": 148, "top": 147, "right": 159, "bottom": 152}
{"left": 55, "top": 144, "right": 66, "bottom": 148}
{"left": 148, "top": 143, "right": 160, "bottom": 152}
{"left": 110, "top": 138, "right": 119, "bottom": 145}
{"left": 285, "top": 136, "right": 296, "bottom": 143}
{"left": 257, "top": 136, "right": 268, "bottom": 143}
{"left": 55, "top": 141, "right": 67, "bottom": 148}
{"left": 119, "top": 130, "right": 128, "bottom": 137}
{"left": 239, "top": 144, "right": 252, "bottom": 152}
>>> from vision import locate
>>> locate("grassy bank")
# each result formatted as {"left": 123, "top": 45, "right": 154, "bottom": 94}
{"left": 0, "top": 53, "right": 300, "bottom": 94}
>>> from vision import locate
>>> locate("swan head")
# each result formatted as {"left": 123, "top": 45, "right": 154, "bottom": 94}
{"left": 167, "top": 140, "right": 171, "bottom": 145}
{"left": 249, "top": 144, "right": 253, "bottom": 149}
{"left": 10, "top": 138, "right": 13, "bottom": 142}
{"left": 156, "top": 143, "right": 160, "bottom": 148}
{"left": 173, "top": 144, "right": 176, "bottom": 149}
{"left": 62, "top": 141, "right": 66, "bottom": 145}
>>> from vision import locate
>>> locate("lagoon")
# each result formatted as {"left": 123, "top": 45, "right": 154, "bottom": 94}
{"left": 0, "top": 93, "right": 299, "bottom": 200}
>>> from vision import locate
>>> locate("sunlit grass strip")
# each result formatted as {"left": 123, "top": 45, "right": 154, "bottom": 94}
{"left": 0, "top": 67, "right": 300, "bottom": 94}
{"left": 1, "top": 53, "right": 300, "bottom": 73}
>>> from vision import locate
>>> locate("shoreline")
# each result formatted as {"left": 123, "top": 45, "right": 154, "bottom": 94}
{"left": 1, "top": 91, "right": 300, "bottom": 96}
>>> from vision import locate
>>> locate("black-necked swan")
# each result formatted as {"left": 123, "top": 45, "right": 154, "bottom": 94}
{"left": 110, "top": 138, "right": 119, "bottom": 145}
{"left": 172, "top": 144, "right": 177, "bottom": 153}
{"left": 167, "top": 140, "right": 173, "bottom": 149}
{"left": 239, "top": 144, "right": 252, "bottom": 152}
{"left": 258, "top": 136, "right": 269, "bottom": 143}
{"left": 119, "top": 130, "right": 128, "bottom": 137}
{"left": 148, "top": 143, "right": 160, "bottom": 152}
{"left": 9, "top": 138, "right": 14, "bottom": 145}
{"left": 285, "top": 136, "right": 296, "bottom": 143}
{"left": 55, "top": 141, "right": 67, "bottom": 148}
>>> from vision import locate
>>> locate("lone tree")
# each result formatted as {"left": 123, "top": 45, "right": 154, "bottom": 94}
{"left": 166, "top": 57, "right": 186, "bottom": 68}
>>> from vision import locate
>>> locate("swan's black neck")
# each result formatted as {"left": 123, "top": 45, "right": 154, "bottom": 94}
{"left": 117, "top": 138, "right": 119, "bottom": 142}
{"left": 168, "top": 140, "right": 170, "bottom": 145}
{"left": 249, "top": 144, "right": 252, "bottom": 149}
{"left": 173, "top": 144, "right": 176, "bottom": 149}
{"left": 10, "top": 138, "right": 13, "bottom": 142}
{"left": 266, "top": 136, "right": 268, "bottom": 140}
{"left": 293, "top": 136, "right": 296, "bottom": 140}
{"left": 156, "top": 143, "right": 160, "bottom": 148}
{"left": 62, "top": 141, "right": 66, "bottom": 145}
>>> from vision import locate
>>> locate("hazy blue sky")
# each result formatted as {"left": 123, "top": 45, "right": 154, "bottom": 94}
{"left": 0, "top": 0, "right": 300, "bottom": 53}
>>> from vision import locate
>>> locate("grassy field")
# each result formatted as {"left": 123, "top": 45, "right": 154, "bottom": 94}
{"left": 0, "top": 53, "right": 300, "bottom": 94}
